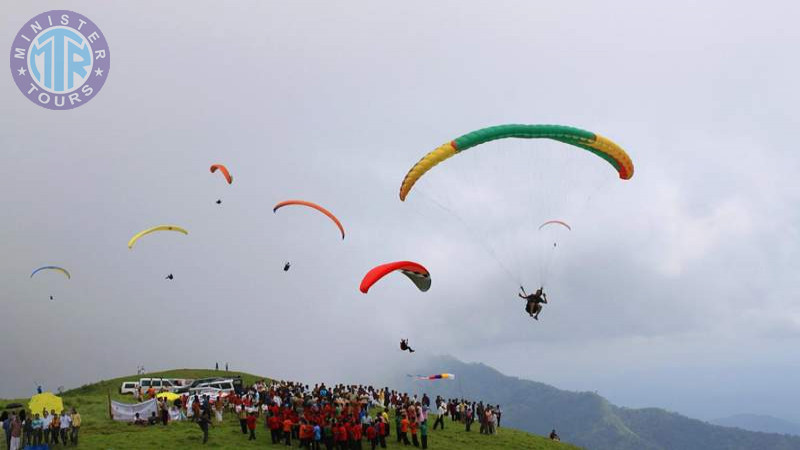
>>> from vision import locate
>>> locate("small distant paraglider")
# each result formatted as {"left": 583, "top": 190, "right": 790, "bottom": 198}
{"left": 283, "top": 262, "right": 291, "bottom": 272}
{"left": 31, "top": 266, "right": 70, "bottom": 301}
{"left": 210, "top": 164, "right": 232, "bottom": 205}
{"left": 400, "top": 339, "right": 415, "bottom": 353}
{"left": 166, "top": 274, "right": 174, "bottom": 280}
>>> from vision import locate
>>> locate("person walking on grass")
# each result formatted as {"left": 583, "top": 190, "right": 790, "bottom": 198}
{"left": 246, "top": 410, "right": 257, "bottom": 441}
{"left": 238, "top": 405, "right": 248, "bottom": 434}
{"left": 433, "top": 402, "right": 446, "bottom": 430}
{"left": 198, "top": 406, "right": 211, "bottom": 444}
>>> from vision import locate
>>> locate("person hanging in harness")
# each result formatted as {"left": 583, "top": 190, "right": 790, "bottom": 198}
{"left": 400, "top": 339, "right": 415, "bottom": 353}
{"left": 519, "top": 287, "right": 547, "bottom": 320}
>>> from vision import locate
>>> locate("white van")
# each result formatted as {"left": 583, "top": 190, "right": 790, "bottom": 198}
{"left": 189, "top": 379, "right": 236, "bottom": 395}
{"left": 139, "top": 378, "right": 178, "bottom": 392}
{"left": 120, "top": 381, "right": 139, "bottom": 395}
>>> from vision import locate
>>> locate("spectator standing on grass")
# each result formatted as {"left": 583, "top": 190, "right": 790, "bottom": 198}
{"left": 433, "top": 402, "right": 445, "bottom": 430}
{"left": 49, "top": 410, "right": 60, "bottom": 445}
{"left": 21, "top": 412, "right": 32, "bottom": 448}
{"left": 70, "top": 408, "right": 81, "bottom": 445}
{"left": 40, "top": 410, "right": 50, "bottom": 445}
{"left": 9, "top": 413, "right": 21, "bottom": 450}
{"left": 313, "top": 421, "right": 322, "bottom": 450}
{"left": 198, "top": 406, "right": 211, "bottom": 444}
{"left": 31, "top": 414, "right": 42, "bottom": 446}
{"left": 237, "top": 404, "right": 248, "bottom": 434}
{"left": 420, "top": 418, "right": 428, "bottom": 450}
{"left": 59, "top": 409, "right": 71, "bottom": 445}
{"left": 283, "top": 415, "right": 293, "bottom": 446}
{"left": 1, "top": 411, "right": 9, "bottom": 450}
{"left": 410, "top": 416, "right": 419, "bottom": 448}
{"left": 246, "top": 410, "right": 257, "bottom": 441}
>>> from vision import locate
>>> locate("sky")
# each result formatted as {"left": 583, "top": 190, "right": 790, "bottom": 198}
{"left": 2, "top": 0, "right": 800, "bottom": 423}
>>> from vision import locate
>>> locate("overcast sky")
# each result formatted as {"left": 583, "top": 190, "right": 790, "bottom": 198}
{"left": 2, "top": 0, "right": 799, "bottom": 423}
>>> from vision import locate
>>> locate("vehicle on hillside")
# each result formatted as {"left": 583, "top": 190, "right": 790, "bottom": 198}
{"left": 189, "top": 379, "right": 236, "bottom": 396}
{"left": 139, "top": 378, "right": 179, "bottom": 392}
{"left": 120, "top": 381, "right": 139, "bottom": 395}
{"left": 175, "top": 376, "right": 244, "bottom": 394}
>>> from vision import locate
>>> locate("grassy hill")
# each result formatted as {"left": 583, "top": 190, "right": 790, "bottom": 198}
{"left": 1, "top": 369, "right": 578, "bottom": 450}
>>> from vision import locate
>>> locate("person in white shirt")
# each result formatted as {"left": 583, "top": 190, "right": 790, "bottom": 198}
{"left": 40, "top": 411, "right": 52, "bottom": 444}
{"left": 59, "top": 411, "right": 71, "bottom": 445}
{"left": 433, "top": 403, "right": 446, "bottom": 430}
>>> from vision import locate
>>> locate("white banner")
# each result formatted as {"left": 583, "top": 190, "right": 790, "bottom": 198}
{"left": 110, "top": 398, "right": 157, "bottom": 422}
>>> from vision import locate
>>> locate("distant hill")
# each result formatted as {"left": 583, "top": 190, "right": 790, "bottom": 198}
{"left": 386, "top": 355, "right": 800, "bottom": 450}
{"left": 710, "top": 414, "right": 800, "bottom": 436}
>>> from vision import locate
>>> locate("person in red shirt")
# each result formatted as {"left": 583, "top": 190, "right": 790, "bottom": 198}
{"left": 335, "top": 422, "right": 348, "bottom": 450}
{"left": 366, "top": 424, "right": 378, "bottom": 450}
{"left": 268, "top": 414, "right": 281, "bottom": 444}
{"left": 299, "top": 420, "right": 312, "bottom": 449}
{"left": 400, "top": 415, "right": 411, "bottom": 445}
{"left": 377, "top": 418, "right": 387, "bottom": 448}
{"left": 246, "top": 411, "right": 257, "bottom": 441}
{"left": 351, "top": 421, "right": 363, "bottom": 450}
{"left": 283, "top": 417, "right": 293, "bottom": 446}
{"left": 410, "top": 417, "right": 419, "bottom": 447}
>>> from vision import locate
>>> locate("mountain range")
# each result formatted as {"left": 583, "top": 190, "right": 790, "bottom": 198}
{"left": 381, "top": 355, "right": 800, "bottom": 450}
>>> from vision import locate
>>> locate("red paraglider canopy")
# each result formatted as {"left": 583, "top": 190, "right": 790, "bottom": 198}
{"left": 360, "top": 261, "right": 431, "bottom": 293}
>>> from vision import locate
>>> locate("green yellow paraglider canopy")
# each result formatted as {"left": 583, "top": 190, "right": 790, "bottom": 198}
{"left": 399, "top": 124, "right": 634, "bottom": 200}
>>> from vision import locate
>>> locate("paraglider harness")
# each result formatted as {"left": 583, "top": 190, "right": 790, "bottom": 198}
{"left": 400, "top": 339, "right": 415, "bottom": 353}
{"left": 520, "top": 286, "right": 547, "bottom": 318}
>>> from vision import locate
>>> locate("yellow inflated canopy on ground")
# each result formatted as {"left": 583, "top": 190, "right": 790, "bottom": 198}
{"left": 156, "top": 392, "right": 180, "bottom": 402}
{"left": 29, "top": 392, "right": 63, "bottom": 414}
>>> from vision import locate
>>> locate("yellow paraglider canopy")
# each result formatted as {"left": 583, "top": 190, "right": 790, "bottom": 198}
{"left": 156, "top": 392, "right": 181, "bottom": 402}
{"left": 128, "top": 225, "right": 189, "bottom": 249}
{"left": 29, "top": 392, "right": 63, "bottom": 415}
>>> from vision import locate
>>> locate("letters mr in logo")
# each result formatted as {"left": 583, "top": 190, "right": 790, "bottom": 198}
{"left": 10, "top": 11, "right": 110, "bottom": 110}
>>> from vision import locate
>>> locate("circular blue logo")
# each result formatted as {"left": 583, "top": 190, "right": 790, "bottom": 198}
{"left": 9, "top": 10, "right": 110, "bottom": 110}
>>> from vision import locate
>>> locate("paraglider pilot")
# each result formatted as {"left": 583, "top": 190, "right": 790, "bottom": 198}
{"left": 283, "top": 262, "right": 291, "bottom": 272}
{"left": 400, "top": 339, "right": 415, "bottom": 353}
{"left": 166, "top": 274, "right": 174, "bottom": 280}
{"left": 519, "top": 287, "right": 547, "bottom": 320}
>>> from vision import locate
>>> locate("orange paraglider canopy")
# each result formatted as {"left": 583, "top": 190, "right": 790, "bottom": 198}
{"left": 273, "top": 200, "right": 345, "bottom": 239}
{"left": 210, "top": 164, "right": 233, "bottom": 184}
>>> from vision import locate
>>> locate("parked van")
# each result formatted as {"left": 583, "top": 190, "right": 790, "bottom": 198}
{"left": 120, "top": 381, "right": 139, "bottom": 395}
{"left": 189, "top": 379, "right": 236, "bottom": 395}
{"left": 139, "top": 378, "right": 178, "bottom": 392}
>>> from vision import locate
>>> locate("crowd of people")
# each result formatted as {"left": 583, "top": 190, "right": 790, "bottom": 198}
{"left": 1, "top": 407, "right": 82, "bottom": 449}
{"left": 2, "top": 378, "right": 516, "bottom": 449}
{"left": 169, "top": 378, "right": 502, "bottom": 447}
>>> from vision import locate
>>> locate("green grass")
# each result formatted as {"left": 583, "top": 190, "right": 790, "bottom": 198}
{"left": 2, "top": 369, "right": 579, "bottom": 450}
